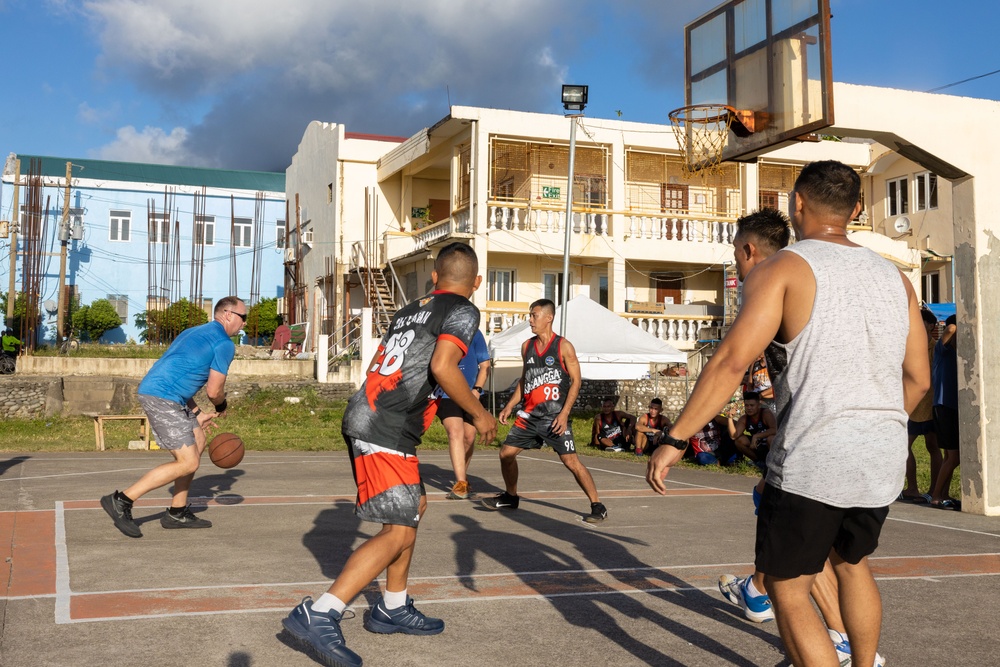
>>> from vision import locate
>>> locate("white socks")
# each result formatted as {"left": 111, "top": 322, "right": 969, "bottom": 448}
{"left": 311, "top": 593, "right": 347, "bottom": 615}
{"left": 745, "top": 577, "right": 764, "bottom": 598}
{"left": 382, "top": 589, "right": 407, "bottom": 610}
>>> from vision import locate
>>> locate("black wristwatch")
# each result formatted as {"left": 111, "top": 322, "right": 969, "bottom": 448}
{"left": 662, "top": 432, "right": 688, "bottom": 450}
{"left": 473, "top": 386, "right": 483, "bottom": 394}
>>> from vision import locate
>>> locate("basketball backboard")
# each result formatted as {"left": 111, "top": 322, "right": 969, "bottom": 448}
{"left": 681, "top": 0, "right": 834, "bottom": 166}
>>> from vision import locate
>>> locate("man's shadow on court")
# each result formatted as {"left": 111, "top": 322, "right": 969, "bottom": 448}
{"left": 0, "top": 456, "right": 30, "bottom": 477}
{"left": 452, "top": 503, "right": 782, "bottom": 666}
{"left": 418, "top": 460, "right": 499, "bottom": 496}
{"left": 137, "top": 469, "right": 247, "bottom": 526}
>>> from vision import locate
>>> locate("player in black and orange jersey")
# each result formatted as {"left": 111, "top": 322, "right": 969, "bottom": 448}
{"left": 482, "top": 298, "right": 608, "bottom": 523}
{"left": 281, "top": 242, "right": 496, "bottom": 667}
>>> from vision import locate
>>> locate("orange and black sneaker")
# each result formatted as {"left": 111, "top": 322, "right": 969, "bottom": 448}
{"left": 446, "top": 481, "right": 470, "bottom": 500}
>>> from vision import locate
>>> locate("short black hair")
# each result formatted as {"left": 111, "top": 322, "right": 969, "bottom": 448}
{"left": 735, "top": 208, "right": 791, "bottom": 253}
{"left": 650, "top": 397, "right": 663, "bottom": 407}
{"left": 945, "top": 314, "right": 957, "bottom": 326}
{"left": 530, "top": 299, "right": 556, "bottom": 316}
{"left": 435, "top": 242, "right": 479, "bottom": 282}
{"left": 742, "top": 391, "right": 761, "bottom": 401}
{"left": 920, "top": 309, "right": 937, "bottom": 326}
{"left": 794, "top": 160, "right": 861, "bottom": 219}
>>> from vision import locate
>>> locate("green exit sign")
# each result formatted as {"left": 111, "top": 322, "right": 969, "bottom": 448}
{"left": 542, "top": 186, "right": 560, "bottom": 199}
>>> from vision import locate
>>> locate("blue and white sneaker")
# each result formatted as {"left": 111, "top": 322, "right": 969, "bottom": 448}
{"left": 738, "top": 576, "right": 774, "bottom": 623}
{"left": 827, "top": 628, "right": 886, "bottom": 667}
{"left": 364, "top": 595, "right": 444, "bottom": 635}
{"left": 718, "top": 574, "right": 743, "bottom": 606}
{"left": 282, "top": 597, "right": 363, "bottom": 667}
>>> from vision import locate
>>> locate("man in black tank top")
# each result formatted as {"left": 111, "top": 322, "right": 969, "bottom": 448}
{"left": 728, "top": 391, "right": 776, "bottom": 466}
{"left": 482, "top": 299, "right": 608, "bottom": 523}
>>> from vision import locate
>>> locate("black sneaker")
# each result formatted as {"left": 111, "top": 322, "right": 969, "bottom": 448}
{"left": 583, "top": 502, "right": 608, "bottom": 523}
{"left": 481, "top": 491, "right": 519, "bottom": 510}
{"left": 160, "top": 505, "right": 212, "bottom": 529}
{"left": 282, "top": 597, "right": 362, "bottom": 667}
{"left": 364, "top": 595, "right": 444, "bottom": 635}
{"left": 100, "top": 491, "right": 142, "bottom": 538}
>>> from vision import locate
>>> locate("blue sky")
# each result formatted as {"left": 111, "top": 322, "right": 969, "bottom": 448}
{"left": 0, "top": 0, "right": 997, "bottom": 172}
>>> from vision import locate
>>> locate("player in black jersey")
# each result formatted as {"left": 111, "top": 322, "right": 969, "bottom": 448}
{"left": 482, "top": 299, "right": 607, "bottom": 523}
{"left": 282, "top": 243, "right": 497, "bottom": 667}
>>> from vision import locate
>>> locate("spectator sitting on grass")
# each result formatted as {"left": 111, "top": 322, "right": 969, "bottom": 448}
{"left": 634, "top": 397, "right": 672, "bottom": 455}
{"left": 687, "top": 418, "right": 723, "bottom": 465}
{"left": 727, "top": 391, "right": 776, "bottom": 467}
{"left": 591, "top": 397, "right": 635, "bottom": 452}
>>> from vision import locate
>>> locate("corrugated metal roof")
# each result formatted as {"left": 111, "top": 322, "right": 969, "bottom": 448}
{"left": 14, "top": 155, "right": 285, "bottom": 193}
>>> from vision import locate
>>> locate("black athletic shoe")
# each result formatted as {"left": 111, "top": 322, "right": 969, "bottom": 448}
{"left": 101, "top": 491, "right": 142, "bottom": 538}
{"left": 481, "top": 491, "right": 519, "bottom": 510}
{"left": 583, "top": 502, "right": 608, "bottom": 523}
{"left": 364, "top": 595, "right": 444, "bottom": 635}
{"left": 282, "top": 597, "right": 363, "bottom": 667}
{"left": 160, "top": 505, "right": 212, "bottom": 529}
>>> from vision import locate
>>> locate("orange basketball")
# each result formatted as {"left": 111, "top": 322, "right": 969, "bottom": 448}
{"left": 209, "top": 432, "right": 245, "bottom": 469}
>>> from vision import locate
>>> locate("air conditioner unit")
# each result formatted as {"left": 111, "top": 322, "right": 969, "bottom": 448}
{"left": 302, "top": 230, "right": 314, "bottom": 246}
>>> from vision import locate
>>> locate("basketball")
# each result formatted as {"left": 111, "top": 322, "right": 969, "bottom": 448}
{"left": 209, "top": 432, "right": 245, "bottom": 469}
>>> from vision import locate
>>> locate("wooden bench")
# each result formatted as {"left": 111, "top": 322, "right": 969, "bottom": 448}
{"left": 93, "top": 414, "right": 149, "bottom": 452}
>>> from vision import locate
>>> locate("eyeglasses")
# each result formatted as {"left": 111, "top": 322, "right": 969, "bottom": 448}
{"left": 228, "top": 310, "right": 248, "bottom": 322}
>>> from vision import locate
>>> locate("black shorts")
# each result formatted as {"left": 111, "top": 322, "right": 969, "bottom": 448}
{"left": 504, "top": 413, "right": 576, "bottom": 456}
{"left": 754, "top": 484, "right": 889, "bottom": 578}
{"left": 907, "top": 419, "right": 935, "bottom": 437}
{"left": 437, "top": 398, "right": 473, "bottom": 425}
{"left": 933, "top": 406, "right": 959, "bottom": 450}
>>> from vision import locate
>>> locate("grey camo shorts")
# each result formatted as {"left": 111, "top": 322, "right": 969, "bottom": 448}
{"left": 137, "top": 394, "right": 199, "bottom": 451}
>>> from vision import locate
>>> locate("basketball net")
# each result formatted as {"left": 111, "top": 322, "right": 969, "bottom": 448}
{"left": 668, "top": 105, "right": 737, "bottom": 181}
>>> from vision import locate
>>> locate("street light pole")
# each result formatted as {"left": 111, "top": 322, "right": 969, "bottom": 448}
{"left": 559, "top": 84, "right": 587, "bottom": 336}
{"left": 560, "top": 116, "right": 578, "bottom": 336}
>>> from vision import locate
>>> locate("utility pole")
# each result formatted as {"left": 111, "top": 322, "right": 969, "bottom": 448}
{"left": 55, "top": 162, "right": 71, "bottom": 342}
{"left": 6, "top": 159, "right": 19, "bottom": 322}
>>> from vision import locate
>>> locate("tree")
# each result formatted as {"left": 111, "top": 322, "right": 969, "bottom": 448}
{"left": 72, "top": 299, "right": 123, "bottom": 342}
{"left": 0, "top": 291, "right": 39, "bottom": 339}
{"left": 145, "top": 298, "right": 208, "bottom": 343}
{"left": 246, "top": 297, "right": 279, "bottom": 342}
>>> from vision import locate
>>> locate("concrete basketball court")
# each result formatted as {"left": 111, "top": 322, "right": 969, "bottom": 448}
{"left": 1, "top": 449, "right": 998, "bottom": 666}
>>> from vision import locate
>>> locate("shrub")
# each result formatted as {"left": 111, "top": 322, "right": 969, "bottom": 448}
{"left": 145, "top": 298, "right": 208, "bottom": 343}
{"left": 247, "top": 297, "right": 279, "bottom": 342}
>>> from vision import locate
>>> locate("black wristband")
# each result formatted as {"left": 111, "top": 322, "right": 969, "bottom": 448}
{"left": 215, "top": 399, "right": 228, "bottom": 413}
{"left": 191, "top": 407, "right": 202, "bottom": 416}
{"left": 662, "top": 433, "right": 688, "bottom": 450}
{"left": 473, "top": 386, "right": 483, "bottom": 393}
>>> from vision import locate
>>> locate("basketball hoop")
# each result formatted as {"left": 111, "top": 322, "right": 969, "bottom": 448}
{"left": 669, "top": 104, "right": 751, "bottom": 179}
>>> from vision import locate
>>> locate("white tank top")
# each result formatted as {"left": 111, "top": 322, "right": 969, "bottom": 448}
{"left": 766, "top": 240, "right": 910, "bottom": 508}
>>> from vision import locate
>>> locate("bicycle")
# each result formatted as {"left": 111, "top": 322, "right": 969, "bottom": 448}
{"left": 0, "top": 354, "right": 15, "bottom": 375}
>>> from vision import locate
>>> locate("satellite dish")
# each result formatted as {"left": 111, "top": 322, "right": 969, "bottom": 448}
{"left": 43, "top": 300, "right": 58, "bottom": 313}
{"left": 893, "top": 216, "right": 911, "bottom": 234}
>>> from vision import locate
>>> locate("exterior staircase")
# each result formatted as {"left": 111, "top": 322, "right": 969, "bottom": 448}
{"left": 355, "top": 267, "right": 397, "bottom": 336}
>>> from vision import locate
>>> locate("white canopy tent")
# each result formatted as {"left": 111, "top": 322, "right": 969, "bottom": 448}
{"left": 488, "top": 295, "right": 687, "bottom": 380}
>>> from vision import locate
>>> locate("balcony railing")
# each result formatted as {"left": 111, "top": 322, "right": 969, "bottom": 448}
{"left": 625, "top": 215, "right": 737, "bottom": 245}
{"left": 486, "top": 203, "right": 609, "bottom": 236}
{"left": 481, "top": 302, "right": 720, "bottom": 351}
{"left": 412, "top": 208, "right": 472, "bottom": 250}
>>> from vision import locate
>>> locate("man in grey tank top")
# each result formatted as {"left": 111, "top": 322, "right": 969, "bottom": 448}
{"left": 647, "top": 160, "right": 930, "bottom": 667}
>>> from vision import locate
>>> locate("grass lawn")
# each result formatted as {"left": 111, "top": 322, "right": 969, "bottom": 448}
{"left": 0, "top": 389, "right": 960, "bottom": 498}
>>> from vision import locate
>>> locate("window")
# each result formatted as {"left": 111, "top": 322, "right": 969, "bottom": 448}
{"left": 109, "top": 210, "right": 131, "bottom": 242}
{"left": 759, "top": 190, "right": 780, "bottom": 210}
{"left": 542, "top": 272, "right": 565, "bottom": 305}
{"left": 922, "top": 272, "right": 941, "bottom": 304}
{"left": 915, "top": 172, "right": 938, "bottom": 211}
{"left": 194, "top": 215, "right": 215, "bottom": 246}
{"left": 276, "top": 221, "right": 286, "bottom": 249}
{"left": 598, "top": 275, "right": 609, "bottom": 308}
{"left": 488, "top": 269, "right": 515, "bottom": 302}
{"left": 149, "top": 213, "right": 170, "bottom": 244}
{"left": 107, "top": 294, "right": 128, "bottom": 323}
{"left": 661, "top": 184, "right": 688, "bottom": 212}
{"left": 233, "top": 217, "right": 252, "bottom": 247}
{"left": 886, "top": 177, "right": 908, "bottom": 217}
{"left": 574, "top": 175, "right": 607, "bottom": 207}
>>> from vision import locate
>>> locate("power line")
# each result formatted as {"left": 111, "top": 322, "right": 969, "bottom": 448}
{"left": 926, "top": 67, "right": 1000, "bottom": 93}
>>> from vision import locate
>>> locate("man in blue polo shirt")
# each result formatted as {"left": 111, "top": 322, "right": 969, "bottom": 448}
{"left": 100, "top": 296, "right": 246, "bottom": 538}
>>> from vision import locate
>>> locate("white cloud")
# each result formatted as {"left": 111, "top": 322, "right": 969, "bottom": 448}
{"left": 92, "top": 125, "right": 205, "bottom": 166}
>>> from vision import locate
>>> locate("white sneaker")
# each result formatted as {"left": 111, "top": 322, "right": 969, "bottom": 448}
{"left": 718, "top": 574, "right": 743, "bottom": 606}
{"left": 827, "top": 628, "right": 886, "bottom": 667}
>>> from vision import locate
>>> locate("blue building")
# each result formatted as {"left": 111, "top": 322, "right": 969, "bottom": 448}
{"left": 1, "top": 155, "right": 286, "bottom": 344}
